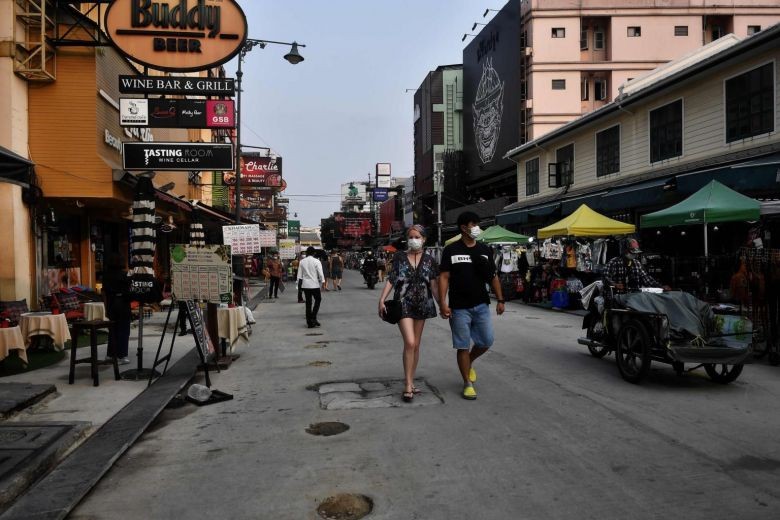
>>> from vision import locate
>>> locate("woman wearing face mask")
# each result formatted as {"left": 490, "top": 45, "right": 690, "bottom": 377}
{"left": 378, "top": 225, "right": 440, "bottom": 402}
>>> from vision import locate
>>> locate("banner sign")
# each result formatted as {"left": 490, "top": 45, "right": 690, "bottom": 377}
{"left": 227, "top": 188, "right": 273, "bottom": 211}
{"left": 123, "top": 142, "right": 234, "bottom": 171}
{"left": 222, "top": 224, "right": 262, "bottom": 255}
{"left": 119, "top": 75, "right": 236, "bottom": 96}
{"left": 105, "top": 0, "right": 248, "bottom": 73}
{"left": 259, "top": 229, "right": 277, "bottom": 247}
{"left": 288, "top": 220, "right": 300, "bottom": 239}
{"left": 120, "top": 99, "right": 234, "bottom": 128}
{"left": 373, "top": 188, "right": 389, "bottom": 202}
{"left": 278, "top": 239, "right": 297, "bottom": 260}
{"left": 222, "top": 156, "right": 283, "bottom": 186}
{"left": 170, "top": 244, "right": 233, "bottom": 303}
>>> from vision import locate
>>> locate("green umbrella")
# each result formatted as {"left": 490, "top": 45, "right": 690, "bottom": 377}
{"left": 478, "top": 225, "right": 531, "bottom": 244}
{"left": 641, "top": 180, "right": 760, "bottom": 257}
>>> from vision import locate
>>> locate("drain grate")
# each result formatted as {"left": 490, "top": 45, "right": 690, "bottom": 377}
{"left": 317, "top": 494, "right": 373, "bottom": 520}
{"left": 306, "top": 333, "right": 324, "bottom": 336}
{"left": 312, "top": 379, "right": 444, "bottom": 410}
{"left": 306, "top": 422, "right": 349, "bottom": 437}
{"left": 306, "top": 344, "right": 328, "bottom": 349}
{"left": 309, "top": 361, "right": 332, "bottom": 367}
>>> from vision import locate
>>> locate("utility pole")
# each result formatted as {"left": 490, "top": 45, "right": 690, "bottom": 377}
{"left": 436, "top": 170, "right": 444, "bottom": 249}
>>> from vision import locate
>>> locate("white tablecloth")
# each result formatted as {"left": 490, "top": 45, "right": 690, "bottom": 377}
{"left": 84, "top": 302, "right": 107, "bottom": 321}
{"left": 216, "top": 307, "right": 249, "bottom": 348}
{"left": 19, "top": 312, "right": 71, "bottom": 351}
{"left": 0, "top": 326, "right": 28, "bottom": 364}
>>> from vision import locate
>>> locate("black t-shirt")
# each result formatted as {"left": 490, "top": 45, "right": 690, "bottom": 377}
{"left": 103, "top": 269, "right": 131, "bottom": 320}
{"left": 440, "top": 241, "right": 496, "bottom": 309}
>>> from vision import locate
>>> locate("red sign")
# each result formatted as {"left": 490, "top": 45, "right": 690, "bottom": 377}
{"left": 206, "top": 100, "right": 235, "bottom": 128}
{"left": 227, "top": 188, "right": 273, "bottom": 210}
{"left": 222, "top": 156, "right": 283, "bottom": 186}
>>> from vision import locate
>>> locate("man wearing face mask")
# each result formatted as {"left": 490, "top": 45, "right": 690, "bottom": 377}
{"left": 439, "top": 211, "right": 505, "bottom": 400}
{"left": 605, "top": 238, "right": 660, "bottom": 292}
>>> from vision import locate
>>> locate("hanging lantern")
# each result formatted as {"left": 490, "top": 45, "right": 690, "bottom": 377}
{"left": 129, "top": 176, "right": 161, "bottom": 303}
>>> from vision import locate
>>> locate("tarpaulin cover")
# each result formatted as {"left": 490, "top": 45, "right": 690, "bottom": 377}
{"left": 615, "top": 291, "right": 713, "bottom": 340}
{"left": 538, "top": 204, "right": 636, "bottom": 238}
{"left": 641, "top": 180, "right": 760, "bottom": 227}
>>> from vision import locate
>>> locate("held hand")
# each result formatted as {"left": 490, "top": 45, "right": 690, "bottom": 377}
{"left": 440, "top": 304, "right": 452, "bottom": 319}
{"left": 496, "top": 302, "right": 505, "bottom": 316}
{"left": 378, "top": 302, "right": 386, "bottom": 319}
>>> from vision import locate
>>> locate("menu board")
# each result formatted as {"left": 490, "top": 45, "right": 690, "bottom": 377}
{"left": 222, "top": 224, "right": 262, "bottom": 255}
{"left": 170, "top": 244, "right": 233, "bottom": 303}
{"left": 183, "top": 300, "right": 215, "bottom": 363}
{"left": 278, "top": 239, "right": 297, "bottom": 260}
{"left": 258, "top": 229, "right": 277, "bottom": 248}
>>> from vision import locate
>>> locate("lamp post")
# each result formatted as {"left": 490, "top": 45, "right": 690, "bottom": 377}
{"left": 234, "top": 39, "right": 305, "bottom": 224}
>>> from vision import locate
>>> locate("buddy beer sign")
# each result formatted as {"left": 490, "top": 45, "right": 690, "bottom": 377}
{"left": 105, "top": 0, "right": 248, "bottom": 72}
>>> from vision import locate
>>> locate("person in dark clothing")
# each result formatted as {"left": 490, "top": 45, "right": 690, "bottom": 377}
{"left": 267, "top": 253, "right": 283, "bottom": 298}
{"left": 439, "top": 211, "right": 505, "bottom": 400}
{"left": 362, "top": 251, "right": 378, "bottom": 285}
{"left": 103, "top": 253, "right": 131, "bottom": 364}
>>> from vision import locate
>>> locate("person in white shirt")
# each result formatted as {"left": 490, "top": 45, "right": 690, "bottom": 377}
{"left": 297, "top": 247, "right": 325, "bottom": 328}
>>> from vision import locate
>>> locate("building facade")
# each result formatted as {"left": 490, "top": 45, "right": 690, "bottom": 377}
{"left": 454, "top": 0, "right": 780, "bottom": 238}
{"left": 413, "top": 65, "right": 464, "bottom": 233}
{"left": 499, "top": 26, "right": 780, "bottom": 232}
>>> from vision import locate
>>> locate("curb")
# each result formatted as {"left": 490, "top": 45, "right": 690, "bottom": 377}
{"left": 0, "top": 349, "right": 200, "bottom": 520}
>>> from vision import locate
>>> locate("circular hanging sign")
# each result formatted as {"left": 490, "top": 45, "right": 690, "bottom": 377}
{"left": 105, "top": 0, "right": 248, "bottom": 72}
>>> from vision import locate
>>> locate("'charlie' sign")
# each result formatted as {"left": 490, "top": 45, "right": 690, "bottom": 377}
{"left": 105, "top": 0, "right": 248, "bottom": 72}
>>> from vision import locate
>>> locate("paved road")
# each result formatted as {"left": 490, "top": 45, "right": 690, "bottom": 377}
{"left": 73, "top": 271, "right": 780, "bottom": 520}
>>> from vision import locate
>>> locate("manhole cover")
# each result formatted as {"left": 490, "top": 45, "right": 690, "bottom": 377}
{"left": 309, "top": 361, "right": 332, "bottom": 367}
{"left": 525, "top": 316, "right": 540, "bottom": 320}
{"left": 306, "top": 422, "right": 349, "bottom": 437}
{"left": 555, "top": 325, "right": 574, "bottom": 329}
{"left": 306, "top": 344, "right": 327, "bottom": 349}
{"left": 316, "top": 341, "right": 330, "bottom": 344}
{"left": 317, "top": 493, "right": 373, "bottom": 520}
{"left": 306, "top": 333, "right": 324, "bottom": 337}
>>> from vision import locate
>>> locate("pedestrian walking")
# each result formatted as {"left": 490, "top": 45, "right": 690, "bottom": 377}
{"left": 103, "top": 253, "right": 132, "bottom": 365}
{"left": 438, "top": 211, "right": 505, "bottom": 400}
{"left": 267, "top": 253, "right": 283, "bottom": 298}
{"left": 330, "top": 250, "right": 344, "bottom": 290}
{"left": 298, "top": 246, "right": 325, "bottom": 328}
{"left": 321, "top": 251, "right": 332, "bottom": 291}
{"left": 294, "top": 252, "right": 305, "bottom": 303}
{"left": 377, "top": 252, "right": 387, "bottom": 283}
{"left": 378, "top": 225, "right": 439, "bottom": 402}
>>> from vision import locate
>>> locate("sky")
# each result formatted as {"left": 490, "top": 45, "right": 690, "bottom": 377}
{"left": 224, "top": 0, "right": 482, "bottom": 227}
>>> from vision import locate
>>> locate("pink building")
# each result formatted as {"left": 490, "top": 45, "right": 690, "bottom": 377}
{"left": 520, "top": 0, "right": 780, "bottom": 141}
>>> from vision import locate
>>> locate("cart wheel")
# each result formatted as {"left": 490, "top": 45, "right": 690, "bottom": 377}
{"left": 586, "top": 320, "right": 609, "bottom": 359}
{"left": 616, "top": 320, "right": 651, "bottom": 384}
{"left": 704, "top": 363, "right": 743, "bottom": 384}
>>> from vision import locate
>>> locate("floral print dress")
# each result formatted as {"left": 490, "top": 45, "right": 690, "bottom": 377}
{"left": 388, "top": 250, "right": 439, "bottom": 320}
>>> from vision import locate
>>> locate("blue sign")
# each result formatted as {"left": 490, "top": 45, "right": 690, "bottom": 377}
{"left": 373, "top": 188, "right": 389, "bottom": 202}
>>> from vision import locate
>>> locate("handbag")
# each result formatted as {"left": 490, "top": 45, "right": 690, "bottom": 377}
{"left": 381, "top": 299, "right": 402, "bottom": 324}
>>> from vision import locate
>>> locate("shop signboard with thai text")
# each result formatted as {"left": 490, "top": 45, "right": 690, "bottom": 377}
{"left": 120, "top": 99, "right": 235, "bottom": 129}
{"left": 123, "top": 142, "right": 234, "bottom": 171}
{"left": 222, "top": 224, "right": 262, "bottom": 255}
{"left": 170, "top": 244, "right": 233, "bottom": 303}
{"left": 119, "top": 75, "right": 236, "bottom": 96}
{"left": 105, "top": 0, "right": 248, "bottom": 73}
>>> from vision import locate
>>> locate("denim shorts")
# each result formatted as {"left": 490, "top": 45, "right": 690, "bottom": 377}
{"left": 449, "top": 303, "right": 494, "bottom": 349}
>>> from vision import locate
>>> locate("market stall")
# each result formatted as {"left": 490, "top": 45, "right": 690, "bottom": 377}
{"left": 530, "top": 205, "right": 636, "bottom": 309}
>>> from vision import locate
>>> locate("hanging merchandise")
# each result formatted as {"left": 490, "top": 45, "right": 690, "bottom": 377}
{"left": 129, "top": 176, "right": 161, "bottom": 303}
{"left": 499, "top": 246, "right": 519, "bottom": 273}
{"left": 189, "top": 213, "right": 206, "bottom": 247}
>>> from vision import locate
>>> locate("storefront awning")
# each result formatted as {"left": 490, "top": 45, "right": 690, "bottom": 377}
{"left": 0, "top": 145, "right": 34, "bottom": 185}
{"left": 676, "top": 153, "right": 780, "bottom": 195}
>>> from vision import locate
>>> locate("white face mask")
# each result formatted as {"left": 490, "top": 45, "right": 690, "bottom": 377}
{"left": 468, "top": 226, "right": 482, "bottom": 239}
{"left": 408, "top": 238, "right": 423, "bottom": 251}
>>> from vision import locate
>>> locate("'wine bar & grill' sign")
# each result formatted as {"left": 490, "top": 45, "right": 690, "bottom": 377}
{"left": 105, "top": 0, "right": 248, "bottom": 72}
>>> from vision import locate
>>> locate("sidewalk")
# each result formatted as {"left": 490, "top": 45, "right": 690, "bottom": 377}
{"left": 0, "top": 279, "right": 267, "bottom": 518}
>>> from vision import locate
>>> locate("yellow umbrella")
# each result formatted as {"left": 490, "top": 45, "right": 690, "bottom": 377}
{"left": 445, "top": 234, "right": 461, "bottom": 246}
{"left": 538, "top": 204, "right": 635, "bottom": 238}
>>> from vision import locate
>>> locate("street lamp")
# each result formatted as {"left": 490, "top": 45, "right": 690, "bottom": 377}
{"left": 234, "top": 39, "right": 306, "bottom": 223}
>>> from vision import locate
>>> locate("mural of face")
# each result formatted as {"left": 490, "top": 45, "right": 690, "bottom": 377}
{"left": 472, "top": 57, "right": 505, "bottom": 164}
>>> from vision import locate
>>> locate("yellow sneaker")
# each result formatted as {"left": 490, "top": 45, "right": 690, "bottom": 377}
{"left": 468, "top": 367, "right": 477, "bottom": 383}
{"left": 462, "top": 385, "right": 477, "bottom": 400}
